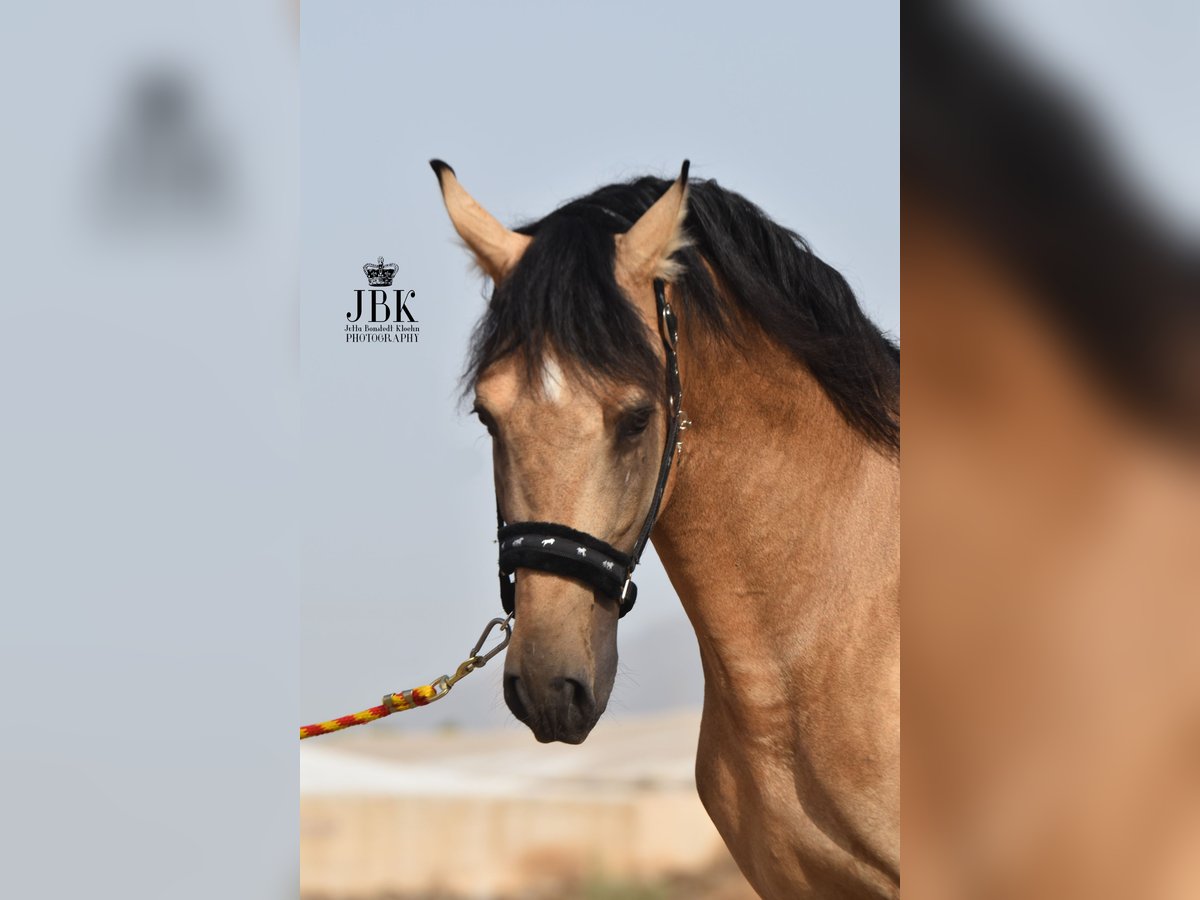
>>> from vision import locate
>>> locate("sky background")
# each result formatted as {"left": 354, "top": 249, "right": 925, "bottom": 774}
{"left": 300, "top": 0, "right": 899, "bottom": 733}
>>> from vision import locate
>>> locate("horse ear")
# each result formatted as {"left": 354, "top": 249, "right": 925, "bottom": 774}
{"left": 616, "top": 160, "right": 691, "bottom": 285}
{"left": 430, "top": 160, "right": 531, "bottom": 282}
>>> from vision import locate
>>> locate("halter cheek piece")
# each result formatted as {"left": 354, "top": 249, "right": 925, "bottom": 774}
{"left": 497, "top": 278, "right": 686, "bottom": 619}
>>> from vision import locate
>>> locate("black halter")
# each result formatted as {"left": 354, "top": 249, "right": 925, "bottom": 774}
{"left": 497, "top": 278, "right": 686, "bottom": 619}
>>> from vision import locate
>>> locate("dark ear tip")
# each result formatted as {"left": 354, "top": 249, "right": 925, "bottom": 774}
{"left": 429, "top": 159, "right": 455, "bottom": 179}
{"left": 679, "top": 159, "right": 691, "bottom": 184}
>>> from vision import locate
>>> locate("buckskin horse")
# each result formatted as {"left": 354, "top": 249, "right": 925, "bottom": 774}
{"left": 431, "top": 160, "right": 900, "bottom": 899}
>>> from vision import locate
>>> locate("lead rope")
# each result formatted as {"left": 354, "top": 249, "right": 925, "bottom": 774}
{"left": 299, "top": 615, "right": 512, "bottom": 740}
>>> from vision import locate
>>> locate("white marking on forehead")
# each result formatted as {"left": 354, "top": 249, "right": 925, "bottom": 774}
{"left": 541, "top": 355, "right": 566, "bottom": 403}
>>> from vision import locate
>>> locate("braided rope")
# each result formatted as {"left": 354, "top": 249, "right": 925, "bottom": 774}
{"left": 300, "top": 616, "right": 512, "bottom": 741}
{"left": 300, "top": 683, "right": 440, "bottom": 740}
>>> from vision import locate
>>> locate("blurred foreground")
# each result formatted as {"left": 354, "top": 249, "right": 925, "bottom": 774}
{"left": 904, "top": 3, "right": 1199, "bottom": 898}
{"left": 300, "top": 712, "right": 755, "bottom": 900}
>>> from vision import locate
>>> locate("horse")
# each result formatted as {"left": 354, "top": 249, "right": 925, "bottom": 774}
{"left": 431, "top": 160, "right": 900, "bottom": 899}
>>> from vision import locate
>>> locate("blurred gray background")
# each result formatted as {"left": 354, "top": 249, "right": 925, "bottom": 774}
{"left": 299, "top": 0, "right": 900, "bottom": 732}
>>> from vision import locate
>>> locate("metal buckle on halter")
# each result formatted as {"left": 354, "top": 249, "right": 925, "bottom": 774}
{"left": 676, "top": 413, "right": 691, "bottom": 459}
{"left": 620, "top": 573, "right": 634, "bottom": 603}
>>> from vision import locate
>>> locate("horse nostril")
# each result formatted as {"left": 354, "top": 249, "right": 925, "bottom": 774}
{"left": 503, "top": 674, "right": 530, "bottom": 722}
{"left": 551, "top": 677, "right": 595, "bottom": 718}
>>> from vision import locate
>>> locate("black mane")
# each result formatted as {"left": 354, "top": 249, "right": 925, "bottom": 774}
{"left": 466, "top": 176, "right": 900, "bottom": 451}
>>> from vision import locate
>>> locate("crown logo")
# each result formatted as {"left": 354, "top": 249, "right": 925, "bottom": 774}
{"left": 363, "top": 256, "right": 398, "bottom": 287}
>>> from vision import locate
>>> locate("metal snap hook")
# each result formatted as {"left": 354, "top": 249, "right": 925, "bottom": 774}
{"left": 469, "top": 615, "right": 513, "bottom": 668}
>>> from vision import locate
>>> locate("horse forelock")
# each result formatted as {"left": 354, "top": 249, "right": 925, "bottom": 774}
{"left": 462, "top": 175, "right": 899, "bottom": 453}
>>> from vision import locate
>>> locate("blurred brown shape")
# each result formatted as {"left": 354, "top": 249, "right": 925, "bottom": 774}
{"left": 903, "top": 3, "right": 1200, "bottom": 899}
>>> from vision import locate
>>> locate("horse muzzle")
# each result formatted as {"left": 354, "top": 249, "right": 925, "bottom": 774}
{"left": 503, "top": 668, "right": 600, "bottom": 744}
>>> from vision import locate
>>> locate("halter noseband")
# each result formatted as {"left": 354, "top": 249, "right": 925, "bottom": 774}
{"left": 496, "top": 278, "right": 686, "bottom": 619}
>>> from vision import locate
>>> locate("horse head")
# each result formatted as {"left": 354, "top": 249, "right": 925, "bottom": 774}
{"left": 432, "top": 160, "right": 690, "bottom": 743}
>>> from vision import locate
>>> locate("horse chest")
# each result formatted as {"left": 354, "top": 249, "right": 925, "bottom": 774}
{"left": 695, "top": 712, "right": 899, "bottom": 899}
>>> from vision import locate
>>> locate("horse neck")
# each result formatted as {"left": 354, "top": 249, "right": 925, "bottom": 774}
{"left": 651, "top": 319, "right": 900, "bottom": 723}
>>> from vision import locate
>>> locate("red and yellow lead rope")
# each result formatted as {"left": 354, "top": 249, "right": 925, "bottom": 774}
{"left": 300, "top": 615, "right": 513, "bottom": 741}
{"left": 300, "top": 683, "right": 442, "bottom": 740}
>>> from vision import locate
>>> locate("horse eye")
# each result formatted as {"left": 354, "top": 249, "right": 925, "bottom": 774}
{"left": 472, "top": 406, "right": 498, "bottom": 437}
{"left": 618, "top": 407, "right": 654, "bottom": 440}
